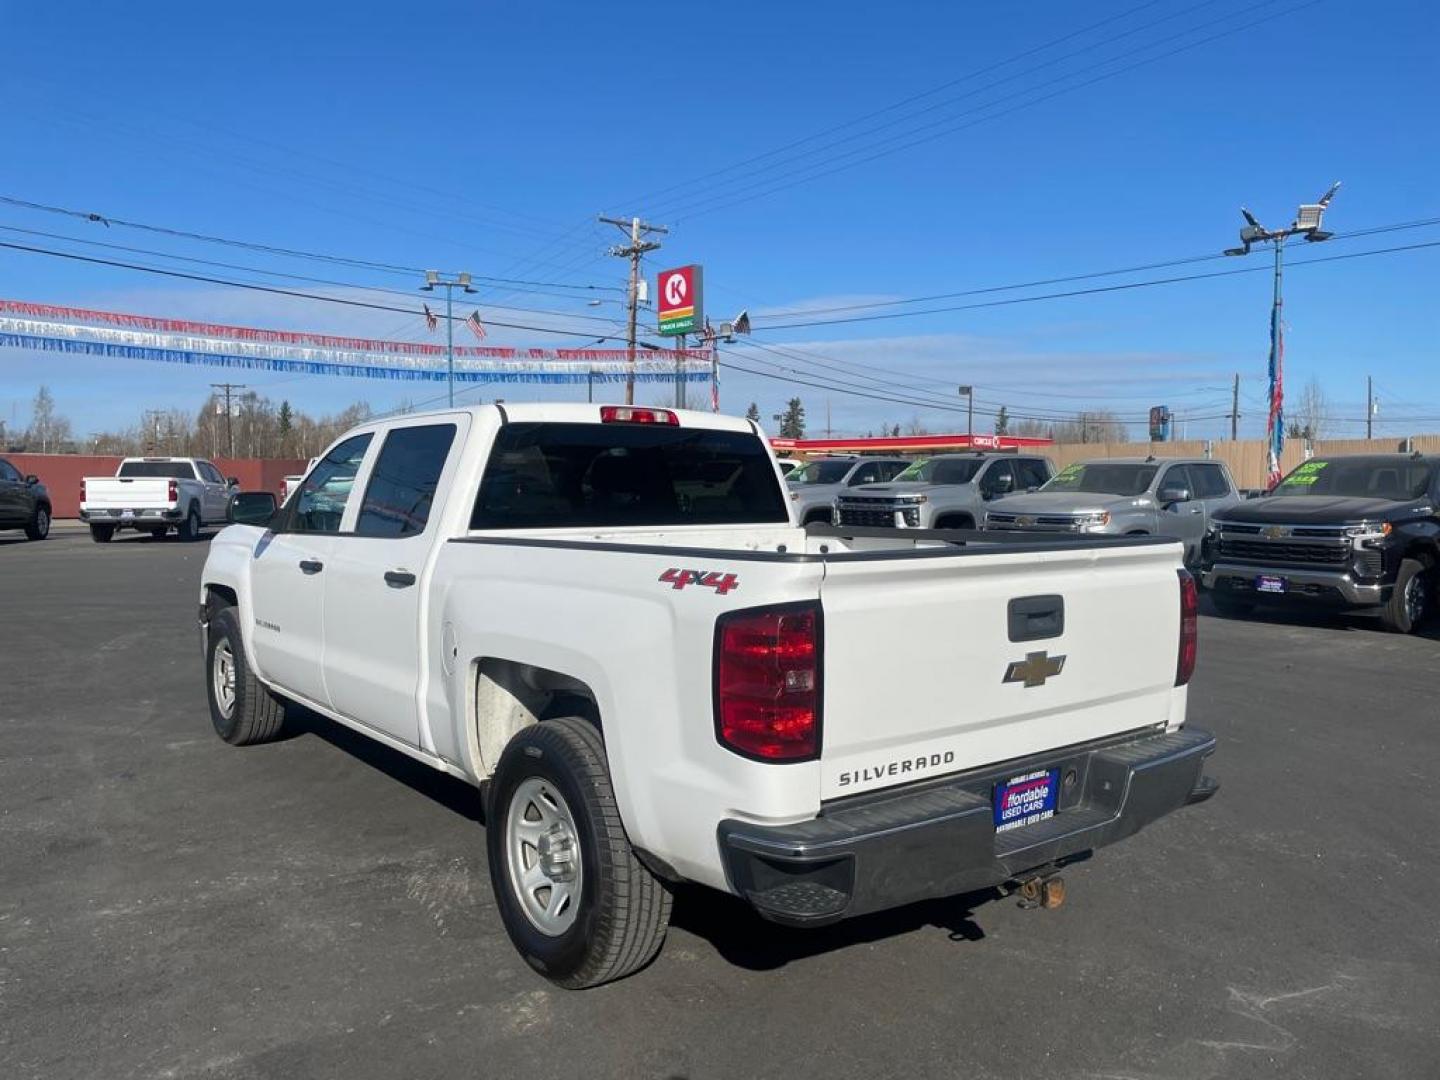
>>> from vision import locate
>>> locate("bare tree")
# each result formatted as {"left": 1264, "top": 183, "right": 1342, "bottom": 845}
{"left": 1287, "top": 376, "right": 1329, "bottom": 441}
{"left": 25, "top": 385, "right": 73, "bottom": 453}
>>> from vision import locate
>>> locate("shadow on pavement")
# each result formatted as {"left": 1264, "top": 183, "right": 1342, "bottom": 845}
{"left": 668, "top": 882, "right": 992, "bottom": 972}
{"left": 289, "top": 707, "right": 487, "bottom": 826}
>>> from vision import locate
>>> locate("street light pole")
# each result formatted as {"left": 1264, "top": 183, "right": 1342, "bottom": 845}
{"left": 420, "top": 270, "right": 476, "bottom": 407}
{"left": 1223, "top": 182, "right": 1340, "bottom": 488}
{"left": 958, "top": 385, "right": 974, "bottom": 442}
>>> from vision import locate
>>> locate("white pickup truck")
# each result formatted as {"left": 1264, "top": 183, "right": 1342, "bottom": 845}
{"left": 199, "top": 403, "right": 1216, "bottom": 988}
{"left": 81, "top": 457, "right": 235, "bottom": 542}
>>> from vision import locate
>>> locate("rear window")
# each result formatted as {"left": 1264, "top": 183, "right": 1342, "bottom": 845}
{"left": 118, "top": 461, "right": 196, "bottom": 480}
{"left": 471, "top": 422, "right": 789, "bottom": 529}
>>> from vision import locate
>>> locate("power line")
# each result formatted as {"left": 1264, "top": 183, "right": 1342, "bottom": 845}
{"left": 751, "top": 217, "right": 1440, "bottom": 322}
{"left": 0, "top": 223, "right": 638, "bottom": 324}
{"left": 625, "top": 0, "right": 1176, "bottom": 210}
{"left": 658, "top": 0, "right": 1314, "bottom": 221}
{"left": 752, "top": 239, "right": 1440, "bottom": 331}
{"left": 0, "top": 194, "right": 624, "bottom": 294}
{"left": 0, "top": 239, "right": 659, "bottom": 343}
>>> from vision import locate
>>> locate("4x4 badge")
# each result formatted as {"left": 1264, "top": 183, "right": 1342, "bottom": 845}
{"left": 1003, "top": 651, "right": 1066, "bottom": 688}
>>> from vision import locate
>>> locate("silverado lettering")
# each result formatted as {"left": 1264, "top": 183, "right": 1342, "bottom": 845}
{"left": 837, "top": 751, "right": 957, "bottom": 788}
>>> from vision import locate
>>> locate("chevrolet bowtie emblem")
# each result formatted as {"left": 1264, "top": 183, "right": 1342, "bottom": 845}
{"left": 1261, "top": 525, "right": 1289, "bottom": 540}
{"left": 1003, "top": 650, "right": 1066, "bottom": 688}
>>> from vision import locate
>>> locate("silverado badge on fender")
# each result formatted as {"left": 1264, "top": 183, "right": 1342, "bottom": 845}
{"left": 1004, "top": 650, "right": 1066, "bottom": 688}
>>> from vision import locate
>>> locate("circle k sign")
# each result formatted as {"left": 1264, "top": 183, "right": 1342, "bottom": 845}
{"left": 656, "top": 264, "right": 702, "bottom": 336}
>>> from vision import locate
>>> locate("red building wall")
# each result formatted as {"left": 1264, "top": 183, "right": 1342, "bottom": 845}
{"left": 5, "top": 454, "right": 310, "bottom": 519}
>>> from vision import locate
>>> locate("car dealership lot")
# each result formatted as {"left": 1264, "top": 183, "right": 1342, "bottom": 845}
{"left": 3, "top": 531, "right": 1439, "bottom": 1080}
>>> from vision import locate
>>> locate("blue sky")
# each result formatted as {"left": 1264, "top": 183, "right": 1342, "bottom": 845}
{"left": 1, "top": 0, "right": 1436, "bottom": 442}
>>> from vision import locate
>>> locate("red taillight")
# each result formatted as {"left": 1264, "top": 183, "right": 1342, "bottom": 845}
{"left": 168, "top": 479, "right": 178, "bottom": 503}
{"left": 1176, "top": 569, "right": 1198, "bottom": 686}
{"left": 80, "top": 479, "right": 87, "bottom": 500}
{"left": 715, "top": 603, "right": 821, "bottom": 761}
{"left": 599, "top": 405, "right": 678, "bottom": 426}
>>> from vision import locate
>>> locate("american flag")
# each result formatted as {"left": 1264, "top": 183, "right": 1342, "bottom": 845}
{"left": 467, "top": 310, "right": 486, "bottom": 341}
{"left": 423, "top": 303, "right": 437, "bottom": 332}
{"left": 1266, "top": 299, "right": 1285, "bottom": 488}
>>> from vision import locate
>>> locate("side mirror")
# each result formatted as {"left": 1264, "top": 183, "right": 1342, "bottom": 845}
{"left": 227, "top": 476, "right": 241, "bottom": 488}
{"left": 1157, "top": 485, "right": 1191, "bottom": 506}
{"left": 24, "top": 474, "right": 39, "bottom": 485}
{"left": 227, "top": 491, "right": 278, "bottom": 527}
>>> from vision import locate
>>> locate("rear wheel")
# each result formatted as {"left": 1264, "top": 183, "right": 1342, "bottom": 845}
{"left": 147, "top": 526, "right": 169, "bottom": 539}
{"left": 178, "top": 504, "right": 202, "bottom": 542}
{"left": 486, "top": 717, "right": 671, "bottom": 989}
{"left": 24, "top": 504, "right": 50, "bottom": 541}
{"left": 1380, "top": 557, "right": 1431, "bottom": 634}
{"left": 89, "top": 524, "right": 115, "bottom": 543}
{"left": 206, "top": 606, "right": 287, "bottom": 745}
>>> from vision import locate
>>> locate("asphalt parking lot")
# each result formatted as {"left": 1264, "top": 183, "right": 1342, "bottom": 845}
{"left": 3, "top": 528, "right": 1439, "bottom": 1080}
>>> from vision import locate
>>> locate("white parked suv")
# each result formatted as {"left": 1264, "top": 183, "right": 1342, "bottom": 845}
{"left": 199, "top": 404, "right": 1216, "bottom": 987}
{"left": 80, "top": 457, "right": 235, "bottom": 542}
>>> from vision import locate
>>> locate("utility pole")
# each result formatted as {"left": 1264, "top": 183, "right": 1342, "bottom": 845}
{"left": 211, "top": 383, "right": 246, "bottom": 458}
{"left": 600, "top": 215, "right": 667, "bottom": 405}
{"left": 420, "top": 271, "right": 477, "bottom": 406}
{"left": 1223, "top": 182, "right": 1340, "bottom": 486}
{"left": 1367, "top": 375, "right": 1374, "bottom": 439}
{"left": 1230, "top": 373, "right": 1240, "bottom": 440}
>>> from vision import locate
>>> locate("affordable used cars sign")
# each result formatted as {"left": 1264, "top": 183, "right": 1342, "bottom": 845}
{"left": 656, "top": 265, "right": 702, "bottom": 336}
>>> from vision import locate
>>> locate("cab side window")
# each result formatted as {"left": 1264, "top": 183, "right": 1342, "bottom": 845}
{"left": 355, "top": 424, "right": 458, "bottom": 538}
{"left": 1015, "top": 459, "right": 1050, "bottom": 490}
{"left": 0, "top": 459, "right": 20, "bottom": 483}
{"left": 1192, "top": 464, "right": 1232, "bottom": 498}
{"left": 981, "top": 459, "right": 1015, "bottom": 497}
{"left": 289, "top": 433, "right": 374, "bottom": 534}
{"left": 198, "top": 462, "right": 224, "bottom": 485}
{"left": 1160, "top": 464, "right": 1196, "bottom": 500}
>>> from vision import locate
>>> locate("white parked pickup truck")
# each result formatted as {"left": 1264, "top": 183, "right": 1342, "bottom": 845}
{"left": 199, "top": 403, "right": 1217, "bottom": 988}
{"left": 81, "top": 457, "right": 235, "bottom": 542}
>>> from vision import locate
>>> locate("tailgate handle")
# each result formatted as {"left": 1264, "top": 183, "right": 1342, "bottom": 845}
{"left": 1009, "top": 595, "right": 1063, "bottom": 642}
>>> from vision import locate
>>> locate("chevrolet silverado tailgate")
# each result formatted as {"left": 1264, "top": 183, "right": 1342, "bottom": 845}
{"left": 817, "top": 540, "right": 1186, "bottom": 799}
{"left": 82, "top": 477, "right": 175, "bottom": 509}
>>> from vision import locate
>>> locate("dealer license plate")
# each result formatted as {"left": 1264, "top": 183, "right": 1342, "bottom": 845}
{"left": 1255, "top": 575, "right": 1287, "bottom": 594}
{"left": 993, "top": 768, "right": 1060, "bottom": 833}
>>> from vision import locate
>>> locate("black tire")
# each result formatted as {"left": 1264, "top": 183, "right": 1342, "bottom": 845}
{"left": 148, "top": 527, "right": 169, "bottom": 540}
{"left": 1209, "top": 590, "right": 1254, "bottom": 618}
{"left": 24, "top": 504, "right": 50, "bottom": 541}
{"left": 205, "top": 606, "right": 287, "bottom": 745}
{"left": 89, "top": 524, "right": 115, "bottom": 543}
{"left": 178, "top": 504, "right": 202, "bottom": 542}
{"left": 802, "top": 510, "right": 832, "bottom": 527}
{"left": 486, "top": 717, "right": 671, "bottom": 989}
{"left": 936, "top": 515, "right": 975, "bottom": 530}
{"left": 1380, "top": 557, "right": 1431, "bottom": 634}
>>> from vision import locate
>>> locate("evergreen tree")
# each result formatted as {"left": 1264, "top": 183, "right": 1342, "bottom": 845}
{"left": 778, "top": 397, "right": 806, "bottom": 438}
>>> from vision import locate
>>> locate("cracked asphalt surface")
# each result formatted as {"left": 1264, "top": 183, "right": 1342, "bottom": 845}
{"left": 3, "top": 528, "right": 1438, "bottom": 1079}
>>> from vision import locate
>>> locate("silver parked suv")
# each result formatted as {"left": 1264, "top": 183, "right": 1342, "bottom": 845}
{"left": 835, "top": 452, "right": 1052, "bottom": 530}
{"left": 787, "top": 456, "right": 912, "bottom": 526}
{"left": 984, "top": 456, "right": 1240, "bottom": 567}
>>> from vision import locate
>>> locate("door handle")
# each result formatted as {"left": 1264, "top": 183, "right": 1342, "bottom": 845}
{"left": 384, "top": 570, "right": 417, "bottom": 588}
{"left": 298, "top": 559, "right": 324, "bottom": 574}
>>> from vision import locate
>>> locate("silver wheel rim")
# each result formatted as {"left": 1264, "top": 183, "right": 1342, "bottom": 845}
{"left": 36, "top": 509, "right": 48, "bottom": 536}
{"left": 1405, "top": 574, "right": 1426, "bottom": 624}
{"left": 212, "top": 639, "right": 237, "bottom": 719}
{"left": 505, "top": 777, "right": 583, "bottom": 936}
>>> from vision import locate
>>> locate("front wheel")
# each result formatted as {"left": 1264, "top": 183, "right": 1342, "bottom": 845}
{"left": 486, "top": 717, "right": 671, "bottom": 989}
{"left": 206, "top": 606, "right": 287, "bottom": 744}
{"left": 1380, "top": 557, "right": 1431, "bottom": 634}
{"left": 24, "top": 505, "right": 50, "bottom": 540}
